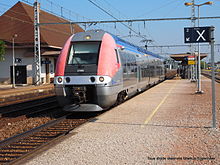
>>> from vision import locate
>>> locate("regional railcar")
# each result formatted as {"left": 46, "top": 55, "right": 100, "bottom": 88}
{"left": 54, "top": 30, "right": 165, "bottom": 111}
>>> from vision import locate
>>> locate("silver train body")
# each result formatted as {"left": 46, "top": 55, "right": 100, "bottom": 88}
{"left": 54, "top": 30, "right": 165, "bottom": 111}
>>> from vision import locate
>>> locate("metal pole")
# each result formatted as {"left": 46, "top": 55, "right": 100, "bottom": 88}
{"left": 210, "top": 27, "right": 216, "bottom": 128}
{"left": 196, "top": 5, "right": 203, "bottom": 93}
{"left": 12, "top": 37, "right": 15, "bottom": 88}
{"left": 191, "top": 0, "right": 196, "bottom": 82}
{"left": 34, "top": 0, "right": 41, "bottom": 85}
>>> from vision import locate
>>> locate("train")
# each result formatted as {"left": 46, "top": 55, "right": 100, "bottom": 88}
{"left": 54, "top": 30, "right": 175, "bottom": 111}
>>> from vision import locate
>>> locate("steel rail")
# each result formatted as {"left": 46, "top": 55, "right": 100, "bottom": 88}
{"left": 0, "top": 115, "right": 67, "bottom": 149}
{"left": 0, "top": 96, "right": 57, "bottom": 117}
{"left": 202, "top": 71, "right": 220, "bottom": 83}
{"left": 0, "top": 114, "right": 72, "bottom": 164}
{"left": 0, "top": 93, "right": 55, "bottom": 107}
{"left": 0, "top": 111, "right": 101, "bottom": 164}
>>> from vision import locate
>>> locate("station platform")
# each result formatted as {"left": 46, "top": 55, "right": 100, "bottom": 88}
{"left": 0, "top": 84, "right": 55, "bottom": 107}
{"left": 25, "top": 77, "right": 219, "bottom": 165}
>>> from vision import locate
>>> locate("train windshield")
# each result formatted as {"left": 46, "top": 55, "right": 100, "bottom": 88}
{"left": 68, "top": 42, "right": 101, "bottom": 65}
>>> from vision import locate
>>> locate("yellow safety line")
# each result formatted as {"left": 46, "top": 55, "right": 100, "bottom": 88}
{"left": 143, "top": 80, "right": 178, "bottom": 126}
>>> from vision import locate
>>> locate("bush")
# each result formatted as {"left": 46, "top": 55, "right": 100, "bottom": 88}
{"left": 0, "top": 40, "right": 6, "bottom": 61}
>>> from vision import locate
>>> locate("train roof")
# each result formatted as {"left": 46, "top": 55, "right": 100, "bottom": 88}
{"left": 75, "top": 30, "right": 164, "bottom": 60}
{"left": 111, "top": 34, "right": 164, "bottom": 59}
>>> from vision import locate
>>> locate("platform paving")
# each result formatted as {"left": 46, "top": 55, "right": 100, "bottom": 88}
{"left": 25, "top": 77, "right": 220, "bottom": 165}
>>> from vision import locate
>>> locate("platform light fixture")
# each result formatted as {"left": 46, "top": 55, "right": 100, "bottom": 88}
{"left": 185, "top": 1, "right": 213, "bottom": 7}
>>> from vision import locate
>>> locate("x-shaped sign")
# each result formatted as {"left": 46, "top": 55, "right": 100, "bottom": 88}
{"left": 184, "top": 27, "right": 212, "bottom": 43}
{"left": 196, "top": 30, "right": 206, "bottom": 41}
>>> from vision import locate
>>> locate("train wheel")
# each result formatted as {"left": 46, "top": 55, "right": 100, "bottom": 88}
{"left": 115, "top": 91, "right": 127, "bottom": 105}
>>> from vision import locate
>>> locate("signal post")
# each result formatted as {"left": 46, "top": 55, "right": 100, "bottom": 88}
{"left": 184, "top": 26, "right": 216, "bottom": 128}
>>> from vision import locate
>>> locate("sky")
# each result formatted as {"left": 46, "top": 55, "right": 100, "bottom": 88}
{"left": 1, "top": 0, "right": 220, "bottom": 61}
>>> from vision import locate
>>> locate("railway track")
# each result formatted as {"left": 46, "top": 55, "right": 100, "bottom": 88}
{"left": 0, "top": 96, "right": 64, "bottom": 144}
{"left": 0, "top": 90, "right": 55, "bottom": 107}
{"left": 201, "top": 71, "right": 220, "bottom": 83}
{"left": 0, "top": 112, "right": 101, "bottom": 164}
{"left": 0, "top": 96, "right": 58, "bottom": 118}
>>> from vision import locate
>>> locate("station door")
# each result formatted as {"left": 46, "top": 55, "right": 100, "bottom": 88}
{"left": 10, "top": 65, "right": 27, "bottom": 84}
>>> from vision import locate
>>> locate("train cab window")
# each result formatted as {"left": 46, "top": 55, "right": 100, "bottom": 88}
{"left": 68, "top": 42, "right": 101, "bottom": 65}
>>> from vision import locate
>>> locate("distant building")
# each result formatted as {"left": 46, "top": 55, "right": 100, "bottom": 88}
{"left": 0, "top": 2, "right": 84, "bottom": 84}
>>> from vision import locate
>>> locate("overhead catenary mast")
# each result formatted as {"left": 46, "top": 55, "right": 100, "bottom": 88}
{"left": 34, "top": 0, "right": 41, "bottom": 85}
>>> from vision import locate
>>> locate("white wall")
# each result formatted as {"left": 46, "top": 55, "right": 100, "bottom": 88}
{"left": 40, "top": 57, "right": 55, "bottom": 83}
{"left": 0, "top": 48, "right": 56, "bottom": 84}
{"left": 0, "top": 48, "right": 33, "bottom": 82}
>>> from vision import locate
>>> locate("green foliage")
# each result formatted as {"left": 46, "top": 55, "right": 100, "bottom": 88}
{"left": 0, "top": 40, "right": 6, "bottom": 61}
{"left": 201, "top": 61, "right": 207, "bottom": 69}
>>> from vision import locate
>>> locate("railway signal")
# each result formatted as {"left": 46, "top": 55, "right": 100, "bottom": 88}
{"left": 184, "top": 26, "right": 216, "bottom": 128}
{"left": 184, "top": 27, "right": 212, "bottom": 43}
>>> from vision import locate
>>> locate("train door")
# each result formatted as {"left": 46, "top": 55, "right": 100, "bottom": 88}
{"left": 149, "top": 65, "right": 155, "bottom": 85}
{"left": 137, "top": 66, "right": 141, "bottom": 83}
{"left": 146, "top": 65, "right": 151, "bottom": 85}
{"left": 136, "top": 65, "right": 142, "bottom": 92}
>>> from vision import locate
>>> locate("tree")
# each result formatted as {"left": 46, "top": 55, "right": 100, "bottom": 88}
{"left": 0, "top": 40, "right": 6, "bottom": 61}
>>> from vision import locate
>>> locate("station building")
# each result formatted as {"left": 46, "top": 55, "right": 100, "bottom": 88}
{"left": 0, "top": 2, "right": 84, "bottom": 84}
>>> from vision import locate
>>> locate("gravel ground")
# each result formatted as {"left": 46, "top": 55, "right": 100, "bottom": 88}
{"left": 25, "top": 77, "right": 219, "bottom": 165}
{"left": 0, "top": 116, "right": 52, "bottom": 141}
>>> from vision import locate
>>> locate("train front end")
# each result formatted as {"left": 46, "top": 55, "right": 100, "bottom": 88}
{"left": 54, "top": 30, "right": 122, "bottom": 111}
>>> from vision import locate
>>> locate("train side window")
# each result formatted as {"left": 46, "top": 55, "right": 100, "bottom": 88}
{"left": 115, "top": 49, "right": 120, "bottom": 64}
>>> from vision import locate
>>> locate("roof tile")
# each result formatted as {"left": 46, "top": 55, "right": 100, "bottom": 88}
{"left": 0, "top": 2, "right": 84, "bottom": 48}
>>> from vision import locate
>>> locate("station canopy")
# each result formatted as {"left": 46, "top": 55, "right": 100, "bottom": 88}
{"left": 170, "top": 53, "right": 207, "bottom": 61}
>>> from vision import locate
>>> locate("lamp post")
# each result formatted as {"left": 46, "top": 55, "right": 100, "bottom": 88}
{"left": 12, "top": 34, "right": 18, "bottom": 88}
{"left": 185, "top": 1, "right": 213, "bottom": 93}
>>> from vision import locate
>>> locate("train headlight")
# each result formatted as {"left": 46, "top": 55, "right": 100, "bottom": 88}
{"left": 99, "top": 76, "right": 104, "bottom": 82}
{"left": 57, "top": 77, "right": 63, "bottom": 83}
